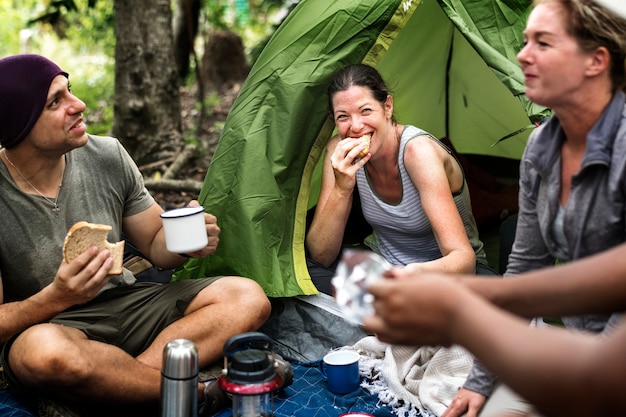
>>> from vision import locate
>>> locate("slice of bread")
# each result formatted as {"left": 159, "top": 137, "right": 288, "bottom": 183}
{"left": 63, "top": 221, "right": 125, "bottom": 275}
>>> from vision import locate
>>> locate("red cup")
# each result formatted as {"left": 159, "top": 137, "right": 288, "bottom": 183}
{"left": 339, "top": 414, "right": 375, "bottom": 417}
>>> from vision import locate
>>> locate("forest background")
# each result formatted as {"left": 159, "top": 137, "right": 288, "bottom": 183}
{"left": 0, "top": 0, "right": 294, "bottom": 207}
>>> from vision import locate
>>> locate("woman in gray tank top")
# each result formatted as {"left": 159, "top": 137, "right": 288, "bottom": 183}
{"left": 305, "top": 63, "right": 494, "bottom": 295}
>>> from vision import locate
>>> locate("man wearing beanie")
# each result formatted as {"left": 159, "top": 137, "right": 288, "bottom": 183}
{"left": 0, "top": 54, "right": 274, "bottom": 415}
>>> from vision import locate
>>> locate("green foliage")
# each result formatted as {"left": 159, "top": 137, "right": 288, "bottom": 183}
{"left": 201, "top": 0, "right": 297, "bottom": 63}
{"left": 201, "top": 91, "right": 221, "bottom": 109}
{"left": 70, "top": 55, "right": 115, "bottom": 136}
{"left": 28, "top": 0, "right": 115, "bottom": 56}
{"left": 203, "top": 0, "right": 230, "bottom": 30}
{"left": 0, "top": 0, "right": 41, "bottom": 56}
{"left": 63, "top": 2, "right": 115, "bottom": 56}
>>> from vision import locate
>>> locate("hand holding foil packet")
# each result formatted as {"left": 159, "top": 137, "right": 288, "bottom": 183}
{"left": 331, "top": 249, "right": 391, "bottom": 324}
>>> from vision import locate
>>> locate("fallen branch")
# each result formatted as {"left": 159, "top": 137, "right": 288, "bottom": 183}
{"left": 163, "top": 143, "right": 197, "bottom": 180}
{"left": 137, "top": 156, "right": 175, "bottom": 173}
{"left": 142, "top": 143, "right": 204, "bottom": 194}
{"left": 144, "top": 178, "right": 203, "bottom": 193}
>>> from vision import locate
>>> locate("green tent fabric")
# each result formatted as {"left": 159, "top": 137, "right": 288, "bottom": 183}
{"left": 174, "top": 0, "right": 550, "bottom": 297}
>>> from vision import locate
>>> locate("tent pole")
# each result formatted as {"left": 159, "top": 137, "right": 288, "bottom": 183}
{"left": 444, "top": 29, "right": 454, "bottom": 140}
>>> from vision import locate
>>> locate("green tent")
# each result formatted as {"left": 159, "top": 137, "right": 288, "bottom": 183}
{"left": 175, "top": 0, "right": 550, "bottom": 296}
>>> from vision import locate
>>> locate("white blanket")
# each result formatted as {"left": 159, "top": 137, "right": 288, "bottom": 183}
{"left": 352, "top": 336, "right": 473, "bottom": 417}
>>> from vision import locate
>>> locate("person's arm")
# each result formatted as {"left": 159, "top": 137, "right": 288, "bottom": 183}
{"left": 442, "top": 133, "right": 547, "bottom": 416}
{"left": 122, "top": 200, "right": 216, "bottom": 270}
{"left": 364, "top": 275, "right": 626, "bottom": 416}
{"left": 456, "top": 289, "right": 626, "bottom": 417}
{"left": 306, "top": 135, "right": 370, "bottom": 266}
{"left": 402, "top": 137, "right": 475, "bottom": 274}
{"left": 464, "top": 243, "right": 626, "bottom": 317}
{"left": 0, "top": 246, "right": 113, "bottom": 344}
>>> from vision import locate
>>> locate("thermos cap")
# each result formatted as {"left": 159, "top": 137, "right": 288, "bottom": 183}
{"left": 162, "top": 339, "right": 199, "bottom": 379}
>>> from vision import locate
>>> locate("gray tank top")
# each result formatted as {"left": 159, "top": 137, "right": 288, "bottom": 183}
{"left": 356, "top": 125, "right": 487, "bottom": 266}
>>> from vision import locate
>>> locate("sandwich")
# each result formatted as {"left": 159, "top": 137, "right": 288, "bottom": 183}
{"left": 356, "top": 134, "right": 371, "bottom": 159}
{"left": 63, "top": 221, "right": 125, "bottom": 275}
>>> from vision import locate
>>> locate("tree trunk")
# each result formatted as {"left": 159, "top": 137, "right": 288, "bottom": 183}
{"left": 112, "top": 0, "right": 183, "bottom": 165}
{"left": 173, "top": 0, "right": 201, "bottom": 80}
{"left": 201, "top": 30, "right": 250, "bottom": 92}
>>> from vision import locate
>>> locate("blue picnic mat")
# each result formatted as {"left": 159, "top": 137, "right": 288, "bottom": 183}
{"left": 0, "top": 361, "right": 394, "bottom": 417}
{"left": 0, "top": 389, "right": 37, "bottom": 417}
{"left": 0, "top": 296, "right": 398, "bottom": 416}
{"left": 215, "top": 360, "right": 394, "bottom": 417}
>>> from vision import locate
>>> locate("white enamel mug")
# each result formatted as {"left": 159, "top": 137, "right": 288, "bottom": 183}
{"left": 160, "top": 206, "right": 208, "bottom": 253}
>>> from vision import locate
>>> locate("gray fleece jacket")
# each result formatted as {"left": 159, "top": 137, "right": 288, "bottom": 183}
{"left": 464, "top": 90, "right": 626, "bottom": 396}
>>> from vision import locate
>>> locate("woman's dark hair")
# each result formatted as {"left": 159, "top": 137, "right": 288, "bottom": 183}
{"left": 327, "top": 63, "right": 392, "bottom": 117}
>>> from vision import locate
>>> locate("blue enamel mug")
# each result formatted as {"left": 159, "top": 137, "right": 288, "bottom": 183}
{"left": 320, "top": 350, "right": 361, "bottom": 394}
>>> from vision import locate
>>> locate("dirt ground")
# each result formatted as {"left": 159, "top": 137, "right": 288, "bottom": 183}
{"left": 147, "top": 83, "right": 241, "bottom": 209}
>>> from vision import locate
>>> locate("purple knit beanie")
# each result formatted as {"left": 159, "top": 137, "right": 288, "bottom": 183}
{"left": 0, "top": 54, "right": 68, "bottom": 149}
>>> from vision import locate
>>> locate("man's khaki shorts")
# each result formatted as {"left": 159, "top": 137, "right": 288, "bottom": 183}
{"left": 1, "top": 278, "right": 220, "bottom": 391}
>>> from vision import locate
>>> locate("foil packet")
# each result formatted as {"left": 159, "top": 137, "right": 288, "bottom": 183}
{"left": 331, "top": 249, "right": 391, "bottom": 324}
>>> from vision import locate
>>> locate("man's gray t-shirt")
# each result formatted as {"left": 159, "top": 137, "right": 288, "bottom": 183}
{"left": 0, "top": 135, "right": 154, "bottom": 302}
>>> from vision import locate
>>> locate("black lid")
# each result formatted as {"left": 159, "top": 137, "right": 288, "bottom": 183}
{"left": 226, "top": 349, "right": 275, "bottom": 384}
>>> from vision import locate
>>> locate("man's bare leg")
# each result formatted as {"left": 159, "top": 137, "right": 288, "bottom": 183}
{"left": 9, "top": 324, "right": 160, "bottom": 403}
{"left": 8, "top": 276, "right": 270, "bottom": 404}
{"left": 137, "top": 277, "right": 271, "bottom": 370}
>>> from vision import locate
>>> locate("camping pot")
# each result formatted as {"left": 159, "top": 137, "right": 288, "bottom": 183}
{"left": 218, "top": 332, "right": 283, "bottom": 417}
{"left": 161, "top": 339, "right": 199, "bottom": 417}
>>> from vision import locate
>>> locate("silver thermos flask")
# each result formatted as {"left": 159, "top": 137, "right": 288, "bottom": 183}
{"left": 161, "top": 339, "right": 199, "bottom": 417}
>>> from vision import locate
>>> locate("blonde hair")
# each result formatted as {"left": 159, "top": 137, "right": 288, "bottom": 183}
{"left": 534, "top": 0, "right": 626, "bottom": 92}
